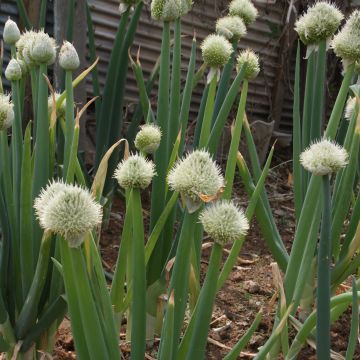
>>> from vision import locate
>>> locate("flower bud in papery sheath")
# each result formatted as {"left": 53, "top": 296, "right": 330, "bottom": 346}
{"left": 300, "top": 139, "right": 348, "bottom": 176}
{"left": 5, "top": 59, "right": 22, "bottom": 81}
{"left": 30, "top": 30, "right": 57, "bottom": 65}
{"left": 114, "top": 154, "right": 156, "bottom": 189}
{"left": 236, "top": 49, "right": 260, "bottom": 80}
{"left": 151, "top": 0, "right": 192, "bottom": 21}
{"left": 295, "top": 2, "right": 343, "bottom": 46}
{"left": 332, "top": 10, "right": 360, "bottom": 68}
{"left": 134, "top": 124, "right": 162, "bottom": 154}
{"left": 216, "top": 16, "right": 246, "bottom": 42}
{"left": 48, "top": 93, "right": 66, "bottom": 119}
{"left": 168, "top": 150, "right": 224, "bottom": 211}
{"left": 201, "top": 34, "right": 232, "bottom": 69}
{"left": 199, "top": 201, "right": 249, "bottom": 246}
{"left": 344, "top": 97, "right": 357, "bottom": 120}
{"left": 34, "top": 181, "right": 102, "bottom": 247}
{"left": 0, "top": 94, "right": 14, "bottom": 131}
{"left": 3, "top": 18, "right": 20, "bottom": 45}
{"left": 59, "top": 41, "right": 80, "bottom": 71}
{"left": 228, "top": 0, "right": 258, "bottom": 27}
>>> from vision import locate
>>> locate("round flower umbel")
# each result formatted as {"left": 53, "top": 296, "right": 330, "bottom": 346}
{"left": 201, "top": 34, "right": 232, "bottom": 82}
{"left": 16, "top": 30, "right": 37, "bottom": 67}
{"left": 295, "top": 2, "right": 343, "bottom": 47}
{"left": 228, "top": 0, "right": 258, "bottom": 27}
{"left": 300, "top": 139, "right": 348, "bottom": 176}
{"left": 114, "top": 154, "right": 156, "bottom": 189}
{"left": 0, "top": 94, "right": 14, "bottom": 131}
{"left": 134, "top": 124, "right": 162, "bottom": 154}
{"left": 332, "top": 10, "right": 360, "bottom": 70}
{"left": 28, "top": 30, "right": 57, "bottom": 66}
{"left": 216, "top": 16, "right": 246, "bottom": 42}
{"left": 236, "top": 49, "right": 260, "bottom": 80}
{"left": 199, "top": 201, "right": 249, "bottom": 246}
{"left": 151, "top": 0, "right": 192, "bottom": 22}
{"left": 3, "top": 18, "right": 20, "bottom": 45}
{"left": 59, "top": 41, "right": 80, "bottom": 71}
{"left": 5, "top": 59, "right": 22, "bottom": 81}
{"left": 34, "top": 181, "right": 102, "bottom": 247}
{"left": 168, "top": 150, "right": 224, "bottom": 211}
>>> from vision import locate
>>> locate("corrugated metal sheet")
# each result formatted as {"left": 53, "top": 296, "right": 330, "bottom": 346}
{"left": 87, "top": 0, "right": 291, "bottom": 130}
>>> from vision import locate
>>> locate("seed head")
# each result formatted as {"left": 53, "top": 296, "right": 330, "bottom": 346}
{"left": 236, "top": 49, "right": 260, "bottom": 79}
{"left": 228, "top": 0, "right": 258, "bottom": 27}
{"left": 332, "top": 10, "right": 360, "bottom": 65}
{"left": 216, "top": 16, "right": 246, "bottom": 41}
{"left": 30, "top": 30, "right": 57, "bottom": 65}
{"left": 168, "top": 150, "right": 224, "bottom": 207}
{"left": 34, "top": 181, "right": 102, "bottom": 247}
{"left": 300, "top": 138, "right": 348, "bottom": 176}
{"left": 114, "top": 154, "right": 156, "bottom": 189}
{"left": 295, "top": 2, "right": 343, "bottom": 45}
{"left": 134, "top": 124, "right": 162, "bottom": 154}
{"left": 5, "top": 59, "right": 22, "bottom": 81}
{"left": 0, "top": 94, "right": 14, "bottom": 131}
{"left": 3, "top": 18, "right": 20, "bottom": 45}
{"left": 201, "top": 34, "right": 233, "bottom": 68}
{"left": 151, "top": 0, "right": 192, "bottom": 21}
{"left": 199, "top": 201, "right": 249, "bottom": 246}
{"left": 59, "top": 41, "right": 80, "bottom": 71}
{"left": 48, "top": 93, "right": 66, "bottom": 119}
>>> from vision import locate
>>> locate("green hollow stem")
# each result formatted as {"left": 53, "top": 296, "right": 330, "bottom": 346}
{"left": 185, "top": 243, "right": 223, "bottom": 360}
{"left": 198, "top": 72, "right": 218, "bottom": 148}
{"left": 63, "top": 70, "right": 74, "bottom": 177}
{"left": 130, "top": 189, "right": 146, "bottom": 360}
{"left": 345, "top": 278, "right": 359, "bottom": 360}
{"left": 15, "top": 231, "right": 53, "bottom": 340}
{"left": 316, "top": 175, "right": 331, "bottom": 360}
{"left": 158, "top": 209, "right": 198, "bottom": 358}
{"left": 223, "top": 79, "right": 248, "bottom": 199}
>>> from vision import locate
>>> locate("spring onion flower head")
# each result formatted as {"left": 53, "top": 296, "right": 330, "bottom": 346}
{"left": 34, "top": 181, "right": 102, "bottom": 247}
{"left": 3, "top": 18, "right": 20, "bottom": 45}
{"left": 151, "top": 0, "right": 192, "bottom": 21}
{"left": 59, "top": 41, "right": 80, "bottom": 71}
{"left": 0, "top": 94, "right": 14, "bottom": 130}
{"left": 48, "top": 93, "right": 66, "bottom": 119}
{"left": 300, "top": 139, "right": 348, "bottom": 176}
{"left": 332, "top": 10, "right": 360, "bottom": 69}
{"left": 114, "top": 154, "right": 156, "bottom": 189}
{"left": 201, "top": 34, "right": 232, "bottom": 69}
{"left": 134, "top": 124, "right": 162, "bottom": 154}
{"left": 295, "top": 2, "right": 343, "bottom": 46}
{"left": 216, "top": 16, "right": 247, "bottom": 41}
{"left": 168, "top": 150, "right": 224, "bottom": 212}
{"left": 5, "top": 59, "right": 22, "bottom": 81}
{"left": 29, "top": 30, "right": 57, "bottom": 65}
{"left": 228, "top": 0, "right": 258, "bottom": 27}
{"left": 16, "top": 30, "right": 37, "bottom": 67}
{"left": 344, "top": 96, "right": 357, "bottom": 120}
{"left": 236, "top": 49, "right": 260, "bottom": 79}
{"left": 199, "top": 201, "right": 249, "bottom": 246}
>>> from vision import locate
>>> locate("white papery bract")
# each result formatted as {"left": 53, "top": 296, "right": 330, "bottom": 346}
{"left": 199, "top": 201, "right": 249, "bottom": 246}
{"left": 0, "top": 94, "right": 14, "bottom": 131}
{"left": 59, "top": 41, "right": 80, "bottom": 71}
{"left": 216, "top": 16, "right": 246, "bottom": 41}
{"left": 344, "top": 96, "right": 357, "bottom": 120}
{"left": 134, "top": 124, "right": 162, "bottom": 154}
{"left": 300, "top": 139, "right": 348, "bottom": 176}
{"left": 201, "top": 34, "right": 232, "bottom": 68}
{"left": 34, "top": 181, "right": 102, "bottom": 247}
{"left": 228, "top": 0, "right": 258, "bottom": 27}
{"left": 114, "top": 154, "right": 156, "bottom": 189}
{"left": 236, "top": 49, "right": 260, "bottom": 79}
{"left": 5, "top": 59, "right": 22, "bottom": 81}
{"left": 3, "top": 18, "right": 20, "bottom": 44}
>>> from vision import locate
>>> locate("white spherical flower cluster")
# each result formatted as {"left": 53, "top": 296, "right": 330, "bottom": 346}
{"left": 228, "top": 0, "right": 258, "bottom": 27}
{"left": 0, "top": 94, "right": 14, "bottom": 131}
{"left": 168, "top": 150, "right": 224, "bottom": 206}
{"left": 48, "top": 93, "right": 66, "bottom": 119}
{"left": 236, "top": 49, "right": 260, "bottom": 79}
{"left": 5, "top": 59, "right": 22, "bottom": 81}
{"left": 199, "top": 201, "right": 249, "bottom": 246}
{"left": 34, "top": 181, "right": 102, "bottom": 247}
{"left": 3, "top": 18, "right": 20, "bottom": 45}
{"left": 295, "top": 2, "right": 343, "bottom": 46}
{"left": 151, "top": 0, "right": 192, "bottom": 21}
{"left": 134, "top": 124, "right": 162, "bottom": 154}
{"left": 59, "top": 41, "right": 80, "bottom": 71}
{"left": 300, "top": 139, "right": 348, "bottom": 176}
{"left": 201, "top": 34, "right": 233, "bottom": 68}
{"left": 114, "top": 154, "right": 156, "bottom": 189}
{"left": 216, "top": 16, "right": 246, "bottom": 41}
{"left": 332, "top": 10, "right": 360, "bottom": 66}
